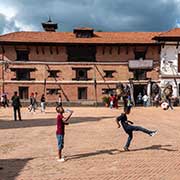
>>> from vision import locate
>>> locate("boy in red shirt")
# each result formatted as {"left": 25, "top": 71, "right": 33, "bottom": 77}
{"left": 56, "top": 105, "right": 73, "bottom": 162}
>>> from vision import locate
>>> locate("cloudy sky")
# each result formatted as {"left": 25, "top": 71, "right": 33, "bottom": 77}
{"left": 0, "top": 0, "right": 180, "bottom": 34}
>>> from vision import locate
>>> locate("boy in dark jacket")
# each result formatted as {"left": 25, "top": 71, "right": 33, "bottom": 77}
{"left": 116, "top": 107, "right": 157, "bottom": 151}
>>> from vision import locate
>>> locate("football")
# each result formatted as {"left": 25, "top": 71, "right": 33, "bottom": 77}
{"left": 161, "top": 102, "right": 169, "bottom": 110}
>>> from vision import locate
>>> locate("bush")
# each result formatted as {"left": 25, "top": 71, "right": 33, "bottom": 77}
{"left": 102, "top": 96, "right": 110, "bottom": 105}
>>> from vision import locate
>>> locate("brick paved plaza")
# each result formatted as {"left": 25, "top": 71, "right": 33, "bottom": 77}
{"left": 0, "top": 106, "right": 180, "bottom": 180}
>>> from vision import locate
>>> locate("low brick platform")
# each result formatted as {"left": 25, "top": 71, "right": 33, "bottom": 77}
{"left": 0, "top": 106, "right": 180, "bottom": 180}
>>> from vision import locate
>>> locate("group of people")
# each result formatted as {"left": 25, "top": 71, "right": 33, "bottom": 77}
{"left": 3, "top": 89, "right": 171, "bottom": 163}
{"left": 28, "top": 92, "right": 46, "bottom": 113}
{"left": 109, "top": 94, "right": 118, "bottom": 109}
{"left": 136, "top": 92, "right": 150, "bottom": 107}
{"left": 136, "top": 92, "right": 174, "bottom": 110}
{"left": 11, "top": 91, "right": 64, "bottom": 121}
{"left": 6, "top": 90, "right": 159, "bottom": 163}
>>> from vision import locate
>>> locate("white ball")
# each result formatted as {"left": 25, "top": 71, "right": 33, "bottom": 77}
{"left": 161, "top": 102, "right": 169, "bottom": 110}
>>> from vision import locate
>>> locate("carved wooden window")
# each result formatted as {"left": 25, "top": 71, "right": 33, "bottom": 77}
{"left": 11, "top": 68, "right": 35, "bottom": 81}
{"left": 102, "top": 88, "right": 115, "bottom": 94}
{"left": 72, "top": 68, "right": 91, "bottom": 81}
{"left": 47, "top": 89, "right": 60, "bottom": 95}
{"left": 134, "top": 51, "right": 146, "bottom": 60}
{"left": 48, "top": 70, "right": 60, "bottom": 78}
{"left": 104, "top": 70, "right": 115, "bottom": 78}
{"left": 67, "top": 45, "right": 96, "bottom": 61}
{"left": 133, "top": 70, "right": 147, "bottom": 80}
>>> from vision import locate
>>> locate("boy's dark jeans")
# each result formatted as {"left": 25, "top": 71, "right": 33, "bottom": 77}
{"left": 13, "top": 107, "right": 21, "bottom": 121}
{"left": 167, "top": 99, "right": 173, "bottom": 110}
{"left": 125, "top": 125, "right": 153, "bottom": 148}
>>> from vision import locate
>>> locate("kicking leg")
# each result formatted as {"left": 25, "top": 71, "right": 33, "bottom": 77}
{"left": 131, "top": 125, "right": 156, "bottom": 136}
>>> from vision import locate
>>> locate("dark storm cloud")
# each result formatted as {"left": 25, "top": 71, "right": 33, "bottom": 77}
{"left": 0, "top": 0, "right": 180, "bottom": 34}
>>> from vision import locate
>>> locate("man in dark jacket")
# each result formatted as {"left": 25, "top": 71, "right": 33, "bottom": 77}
{"left": 11, "top": 91, "right": 22, "bottom": 121}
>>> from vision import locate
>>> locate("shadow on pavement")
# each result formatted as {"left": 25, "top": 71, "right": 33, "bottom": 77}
{"left": 0, "top": 158, "right": 33, "bottom": 180}
{"left": 128, "top": 144, "right": 177, "bottom": 152}
{"left": 0, "top": 116, "right": 114, "bottom": 130}
{"left": 67, "top": 148, "right": 120, "bottom": 161}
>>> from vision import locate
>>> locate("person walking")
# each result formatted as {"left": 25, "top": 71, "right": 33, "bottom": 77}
{"left": 137, "top": 92, "right": 142, "bottom": 105}
{"left": 40, "top": 94, "right": 46, "bottom": 112}
{"left": 1, "top": 94, "right": 5, "bottom": 108}
{"left": 34, "top": 92, "right": 38, "bottom": 109}
{"left": 11, "top": 91, "right": 22, "bottom": 121}
{"left": 28, "top": 93, "right": 36, "bottom": 112}
{"left": 3, "top": 93, "right": 9, "bottom": 108}
{"left": 116, "top": 106, "right": 157, "bottom": 151}
{"left": 109, "top": 94, "right": 115, "bottom": 109}
{"left": 142, "top": 94, "right": 149, "bottom": 107}
{"left": 114, "top": 94, "right": 118, "bottom": 109}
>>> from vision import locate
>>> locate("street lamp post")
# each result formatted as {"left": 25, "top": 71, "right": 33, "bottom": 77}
{"left": 93, "top": 65, "right": 98, "bottom": 107}
{"left": 1, "top": 46, "right": 5, "bottom": 94}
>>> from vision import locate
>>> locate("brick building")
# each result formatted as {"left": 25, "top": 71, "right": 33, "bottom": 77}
{"left": 0, "top": 19, "right": 160, "bottom": 105}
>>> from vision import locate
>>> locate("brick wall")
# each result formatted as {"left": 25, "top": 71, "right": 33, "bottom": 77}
{"left": 0, "top": 44, "right": 160, "bottom": 102}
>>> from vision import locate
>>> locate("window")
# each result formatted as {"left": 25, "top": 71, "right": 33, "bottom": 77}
{"left": 16, "top": 70, "right": 30, "bottom": 80}
{"left": 102, "top": 88, "right": 115, "bottom": 94}
{"left": 67, "top": 45, "right": 96, "bottom": 61}
{"left": 48, "top": 70, "right": 60, "bottom": 78}
{"left": 76, "top": 69, "right": 87, "bottom": 80}
{"left": 11, "top": 68, "right": 35, "bottom": 81}
{"left": 73, "top": 28, "right": 94, "bottom": 38}
{"left": 133, "top": 70, "right": 147, "bottom": 80}
{"left": 134, "top": 51, "right": 146, "bottom": 60}
{"left": 16, "top": 50, "right": 29, "bottom": 61}
{"left": 104, "top": 70, "right": 115, "bottom": 78}
{"left": 78, "top": 87, "right": 87, "bottom": 100}
{"left": 19, "top": 87, "right": 29, "bottom": 99}
{"left": 72, "top": 68, "right": 91, "bottom": 81}
{"left": 76, "top": 32, "right": 92, "bottom": 38}
{"left": 47, "top": 88, "right": 60, "bottom": 95}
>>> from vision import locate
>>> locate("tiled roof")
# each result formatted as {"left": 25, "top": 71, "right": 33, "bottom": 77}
{"left": 74, "top": 27, "right": 94, "bottom": 31}
{"left": 156, "top": 28, "right": 180, "bottom": 37}
{"left": 0, "top": 31, "right": 161, "bottom": 44}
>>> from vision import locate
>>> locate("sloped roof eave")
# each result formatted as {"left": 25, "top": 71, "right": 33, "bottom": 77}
{"left": 0, "top": 41, "right": 158, "bottom": 45}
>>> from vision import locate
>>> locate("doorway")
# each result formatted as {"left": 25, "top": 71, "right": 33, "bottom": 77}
{"left": 78, "top": 87, "right": 87, "bottom": 100}
{"left": 19, "top": 87, "right": 29, "bottom": 99}
{"left": 134, "top": 85, "right": 146, "bottom": 105}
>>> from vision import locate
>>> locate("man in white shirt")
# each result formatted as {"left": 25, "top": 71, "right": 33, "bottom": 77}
{"left": 142, "top": 94, "right": 149, "bottom": 107}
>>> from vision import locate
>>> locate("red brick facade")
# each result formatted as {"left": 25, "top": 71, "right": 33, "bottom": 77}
{"left": 0, "top": 30, "right": 160, "bottom": 104}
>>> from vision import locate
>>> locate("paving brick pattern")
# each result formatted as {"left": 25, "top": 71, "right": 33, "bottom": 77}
{"left": 0, "top": 107, "right": 180, "bottom": 180}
